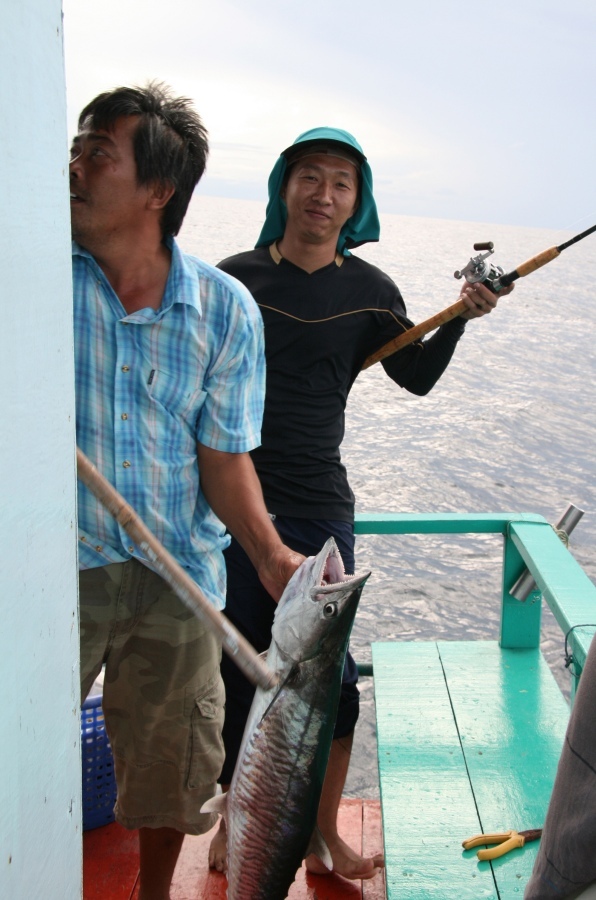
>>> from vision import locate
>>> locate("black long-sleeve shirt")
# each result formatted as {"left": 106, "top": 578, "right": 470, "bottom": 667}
{"left": 218, "top": 246, "right": 466, "bottom": 520}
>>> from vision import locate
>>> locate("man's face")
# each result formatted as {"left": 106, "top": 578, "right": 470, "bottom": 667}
{"left": 69, "top": 115, "right": 153, "bottom": 250}
{"left": 281, "top": 153, "right": 358, "bottom": 246}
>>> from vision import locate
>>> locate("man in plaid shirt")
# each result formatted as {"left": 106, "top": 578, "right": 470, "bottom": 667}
{"left": 70, "top": 81, "right": 302, "bottom": 900}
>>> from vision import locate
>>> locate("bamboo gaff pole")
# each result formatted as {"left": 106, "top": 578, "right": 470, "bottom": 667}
{"left": 76, "top": 447, "right": 278, "bottom": 690}
{"left": 362, "top": 223, "right": 596, "bottom": 371}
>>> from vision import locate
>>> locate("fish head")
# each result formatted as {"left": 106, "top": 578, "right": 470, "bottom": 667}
{"left": 271, "top": 537, "right": 370, "bottom": 664}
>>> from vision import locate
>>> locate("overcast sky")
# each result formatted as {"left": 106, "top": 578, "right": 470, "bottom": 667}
{"left": 62, "top": 0, "right": 596, "bottom": 230}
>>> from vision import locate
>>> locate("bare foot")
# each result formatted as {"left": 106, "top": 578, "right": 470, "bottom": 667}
{"left": 305, "top": 833, "right": 384, "bottom": 880}
{"left": 208, "top": 818, "right": 227, "bottom": 873}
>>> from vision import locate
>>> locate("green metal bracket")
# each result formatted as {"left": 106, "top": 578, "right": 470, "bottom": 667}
{"left": 501, "top": 522, "right": 543, "bottom": 648}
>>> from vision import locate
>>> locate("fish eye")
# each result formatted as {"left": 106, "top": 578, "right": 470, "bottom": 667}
{"left": 323, "top": 601, "right": 339, "bottom": 618}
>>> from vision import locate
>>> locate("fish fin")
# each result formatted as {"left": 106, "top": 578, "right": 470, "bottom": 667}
{"left": 305, "top": 826, "right": 333, "bottom": 871}
{"left": 200, "top": 792, "right": 228, "bottom": 816}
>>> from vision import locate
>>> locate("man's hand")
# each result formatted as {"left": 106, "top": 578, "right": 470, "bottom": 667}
{"left": 459, "top": 280, "right": 514, "bottom": 320}
{"left": 257, "top": 545, "right": 305, "bottom": 602}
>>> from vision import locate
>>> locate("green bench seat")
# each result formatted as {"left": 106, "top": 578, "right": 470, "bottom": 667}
{"left": 354, "top": 511, "right": 596, "bottom": 899}
{"left": 373, "top": 640, "right": 569, "bottom": 899}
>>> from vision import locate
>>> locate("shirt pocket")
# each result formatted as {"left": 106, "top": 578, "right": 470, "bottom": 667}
{"left": 186, "top": 671, "right": 226, "bottom": 790}
{"left": 147, "top": 367, "right": 207, "bottom": 434}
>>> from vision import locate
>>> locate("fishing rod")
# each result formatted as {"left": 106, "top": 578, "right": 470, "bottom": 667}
{"left": 362, "top": 223, "right": 596, "bottom": 370}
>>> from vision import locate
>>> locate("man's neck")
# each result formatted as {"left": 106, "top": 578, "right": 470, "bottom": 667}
{"left": 276, "top": 233, "right": 341, "bottom": 274}
{"left": 81, "top": 233, "right": 172, "bottom": 314}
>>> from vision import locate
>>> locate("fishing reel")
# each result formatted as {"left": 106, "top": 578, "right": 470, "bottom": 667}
{"left": 454, "top": 242, "right": 506, "bottom": 293}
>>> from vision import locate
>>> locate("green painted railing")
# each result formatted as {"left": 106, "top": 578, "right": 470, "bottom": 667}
{"left": 354, "top": 512, "right": 596, "bottom": 696}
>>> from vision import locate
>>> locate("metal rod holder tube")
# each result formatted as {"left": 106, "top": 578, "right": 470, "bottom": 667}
{"left": 509, "top": 502, "right": 585, "bottom": 602}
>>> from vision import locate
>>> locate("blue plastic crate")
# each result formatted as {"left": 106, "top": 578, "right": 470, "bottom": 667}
{"left": 81, "top": 691, "right": 117, "bottom": 831}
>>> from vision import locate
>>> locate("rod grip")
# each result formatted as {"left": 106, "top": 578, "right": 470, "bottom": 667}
{"left": 362, "top": 299, "right": 466, "bottom": 369}
{"left": 515, "top": 246, "right": 560, "bottom": 277}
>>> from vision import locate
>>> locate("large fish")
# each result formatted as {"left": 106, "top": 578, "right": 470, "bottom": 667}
{"left": 203, "top": 537, "right": 370, "bottom": 899}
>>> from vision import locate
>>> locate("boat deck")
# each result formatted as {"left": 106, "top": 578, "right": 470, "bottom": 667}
{"left": 83, "top": 511, "right": 596, "bottom": 899}
{"left": 83, "top": 798, "right": 385, "bottom": 899}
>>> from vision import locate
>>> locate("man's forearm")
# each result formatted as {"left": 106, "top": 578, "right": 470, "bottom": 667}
{"left": 197, "top": 443, "right": 303, "bottom": 599}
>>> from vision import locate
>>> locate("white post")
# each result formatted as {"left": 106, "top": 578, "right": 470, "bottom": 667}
{"left": 0, "top": 2, "right": 80, "bottom": 897}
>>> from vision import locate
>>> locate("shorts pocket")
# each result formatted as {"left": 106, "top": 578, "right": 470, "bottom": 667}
{"left": 187, "top": 671, "right": 226, "bottom": 790}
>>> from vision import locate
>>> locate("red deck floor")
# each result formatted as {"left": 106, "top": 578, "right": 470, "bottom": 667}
{"left": 83, "top": 798, "right": 385, "bottom": 899}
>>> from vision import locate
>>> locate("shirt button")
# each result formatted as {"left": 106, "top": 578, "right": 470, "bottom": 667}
{"left": 128, "top": 546, "right": 134, "bottom": 553}
{"left": 123, "top": 460, "right": 131, "bottom": 468}
{"left": 121, "top": 365, "right": 130, "bottom": 372}
{"left": 121, "top": 413, "right": 128, "bottom": 420}
{"left": 95, "top": 545, "right": 103, "bottom": 552}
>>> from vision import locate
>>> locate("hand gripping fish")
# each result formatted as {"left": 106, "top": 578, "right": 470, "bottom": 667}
{"left": 202, "top": 537, "right": 370, "bottom": 899}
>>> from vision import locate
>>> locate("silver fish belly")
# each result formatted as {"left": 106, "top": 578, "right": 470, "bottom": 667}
{"left": 206, "top": 537, "right": 370, "bottom": 900}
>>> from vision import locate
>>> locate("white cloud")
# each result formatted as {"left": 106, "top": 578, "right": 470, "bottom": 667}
{"left": 62, "top": 0, "right": 596, "bottom": 228}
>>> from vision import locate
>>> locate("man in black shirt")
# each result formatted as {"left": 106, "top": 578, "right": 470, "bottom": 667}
{"left": 209, "top": 127, "right": 511, "bottom": 880}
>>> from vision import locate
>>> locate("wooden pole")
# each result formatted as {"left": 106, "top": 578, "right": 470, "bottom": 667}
{"left": 76, "top": 447, "right": 278, "bottom": 690}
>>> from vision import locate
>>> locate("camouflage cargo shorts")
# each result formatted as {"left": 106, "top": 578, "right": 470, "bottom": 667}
{"left": 79, "top": 558, "right": 225, "bottom": 834}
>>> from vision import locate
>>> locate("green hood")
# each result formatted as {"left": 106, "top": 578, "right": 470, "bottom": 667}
{"left": 255, "top": 126, "right": 381, "bottom": 256}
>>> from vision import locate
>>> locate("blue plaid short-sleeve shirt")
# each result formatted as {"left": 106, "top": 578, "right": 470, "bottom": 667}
{"left": 74, "top": 238, "right": 265, "bottom": 609}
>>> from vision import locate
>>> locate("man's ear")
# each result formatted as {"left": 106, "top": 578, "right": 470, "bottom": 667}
{"left": 148, "top": 180, "right": 175, "bottom": 211}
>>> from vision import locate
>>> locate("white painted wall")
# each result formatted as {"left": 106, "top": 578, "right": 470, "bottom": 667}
{"left": 1, "top": 2, "right": 80, "bottom": 897}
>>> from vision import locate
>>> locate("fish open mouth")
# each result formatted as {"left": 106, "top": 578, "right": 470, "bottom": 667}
{"left": 321, "top": 548, "right": 346, "bottom": 586}
{"left": 313, "top": 538, "right": 369, "bottom": 596}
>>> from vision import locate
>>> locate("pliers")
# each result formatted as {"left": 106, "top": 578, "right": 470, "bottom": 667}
{"left": 462, "top": 828, "right": 542, "bottom": 860}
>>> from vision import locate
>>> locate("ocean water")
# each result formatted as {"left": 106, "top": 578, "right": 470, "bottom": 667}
{"left": 179, "top": 195, "right": 596, "bottom": 797}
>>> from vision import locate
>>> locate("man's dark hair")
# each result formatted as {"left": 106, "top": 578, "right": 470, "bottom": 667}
{"left": 78, "top": 81, "right": 208, "bottom": 237}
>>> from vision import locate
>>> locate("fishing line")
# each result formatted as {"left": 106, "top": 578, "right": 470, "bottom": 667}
{"left": 560, "top": 211, "right": 596, "bottom": 235}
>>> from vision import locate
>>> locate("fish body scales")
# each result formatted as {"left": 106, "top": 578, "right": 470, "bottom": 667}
{"left": 226, "top": 671, "right": 328, "bottom": 898}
